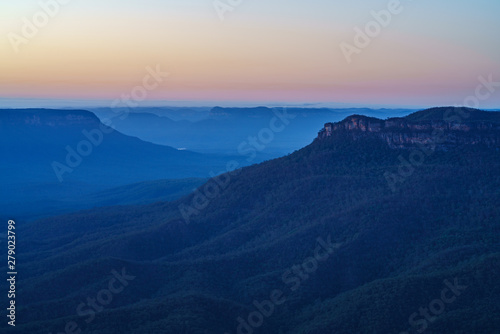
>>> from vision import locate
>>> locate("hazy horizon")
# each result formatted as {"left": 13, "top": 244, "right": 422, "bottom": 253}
{"left": 0, "top": 97, "right": 431, "bottom": 110}
{"left": 2, "top": 97, "right": 498, "bottom": 111}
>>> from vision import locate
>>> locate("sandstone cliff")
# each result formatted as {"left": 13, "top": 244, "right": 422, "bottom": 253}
{"left": 318, "top": 107, "right": 500, "bottom": 150}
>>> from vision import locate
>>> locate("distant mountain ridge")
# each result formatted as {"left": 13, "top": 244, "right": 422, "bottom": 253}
{"left": 319, "top": 107, "right": 500, "bottom": 149}
{"left": 0, "top": 108, "right": 101, "bottom": 126}
{"left": 0, "top": 108, "right": 245, "bottom": 220}
{"left": 92, "top": 106, "right": 414, "bottom": 155}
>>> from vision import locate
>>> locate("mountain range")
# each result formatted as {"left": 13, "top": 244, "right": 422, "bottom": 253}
{"left": 4, "top": 107, "right": 499, "bottom": 333}
{"left": 0, "top": 109, "right": 242, "bottom": 220}
{"left": 90, "top": 106, "right": 414, "bottom": 156}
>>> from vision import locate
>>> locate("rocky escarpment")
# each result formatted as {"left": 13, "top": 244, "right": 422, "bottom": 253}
{"left": 0, "top": 109, "right": 101, "bottom": 128}
{"left": 318, "top": 108, "right": 500, "bottom": 150}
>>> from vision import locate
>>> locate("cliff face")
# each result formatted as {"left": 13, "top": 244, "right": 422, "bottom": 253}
{"left": 318, "top": 113, "right": 500, "bottom": 150}
{"left": 0, "top": 109, "right": 101, "bottom": 128}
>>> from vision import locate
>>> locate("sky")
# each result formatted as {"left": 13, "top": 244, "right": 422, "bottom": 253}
{"left": 1, "top": 0, "right": 500, "bottom": 108}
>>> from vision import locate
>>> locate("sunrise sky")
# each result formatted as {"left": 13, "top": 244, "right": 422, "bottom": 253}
{"left": 1, "top": 0, "right": 499, "bottom": 108}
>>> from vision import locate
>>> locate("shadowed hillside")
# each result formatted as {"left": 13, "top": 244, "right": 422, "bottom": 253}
{"left": 0, "top": 109, "right": 245, "bottom": 220}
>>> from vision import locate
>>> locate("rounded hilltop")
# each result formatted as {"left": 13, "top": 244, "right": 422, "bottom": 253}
{"left": 403, "top": 106, "right": 500, "bottom": 123}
